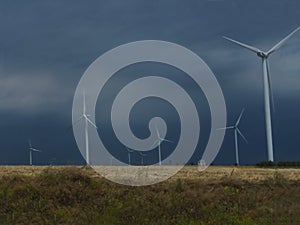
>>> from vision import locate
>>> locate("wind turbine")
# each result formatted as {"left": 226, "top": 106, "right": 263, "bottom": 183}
{"left": 152, "top": 127, "right": 172, "bottom": 165}
{"left": 223, "top": 26, "right": 300, "bottom": 162}
{"left": 218, "top": 109, "right": 247, "bottom": 166}
{"left": 28, "top": 139, "right": 41, "bottom": 166}
{"left": 74, "top": 90, "right": 98, "bottom": 165}
{"left": 138, "top": 152, "right": 146, "bottom": 166}
{"left": 126, "top": 147, "right": 134, "bottom": 166}
{"left": 110, "top": 155, "right": 113, "bottom": 166}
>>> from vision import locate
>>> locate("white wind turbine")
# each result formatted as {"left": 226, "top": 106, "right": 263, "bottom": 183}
{"left": 139, "top": 152, "right": 146, "bottom": 166}
{"left": 152, "top": 127, "right": 172, "bottom": 166}
{"left": 110, "top": 155, "right": 113, "bottom": 166}
{"left": 74, "top": 90, "right": 98, "bottom": 165}
{"left": 126, "top": 147, "right": 134, "bottom": 166}
{"left": 223, "top": 26, "right": 300, "bottom": 162}
{"left": 28, "top": 139, "right": 41, "bottom": 166}
{"left": 218, "top": 109, "right": 247, "bottom": 166}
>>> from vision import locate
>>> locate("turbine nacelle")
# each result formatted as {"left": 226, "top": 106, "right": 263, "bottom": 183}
{"left": 257, "top": 51, "right": 268, "bottom": 58}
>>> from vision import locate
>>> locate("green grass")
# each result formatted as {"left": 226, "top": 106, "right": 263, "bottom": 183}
{"left": 0, "top": 167, "right": 300, "bottom": 225}
{"left": 257, "top": 161, "right": 300, "bottom": 168}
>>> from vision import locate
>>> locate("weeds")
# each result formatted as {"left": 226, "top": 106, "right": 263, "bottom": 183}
{"left": 0, "top": 167, "right": 299, "bottom": 225}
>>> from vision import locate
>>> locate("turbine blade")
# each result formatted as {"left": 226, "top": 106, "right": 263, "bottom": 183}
{"left": 223, "top": 36, "right": 261, "bottom": 53}
{"left": 66, "top": 115, "right": 84, "bottom": 132}
{"left": 28, "top": 138, "right": 32, "bottom": 148}
{"left": 217, "top": 126, "right": 234, "bottom": 130}
{"left": 236, "top": 128, "right": 248, "bottom": 143}
{"left": 266, "top": 60, "right": 275, "bottom": 113}
{"left": 151, "top": 140, "right": 159, "bottom": 149}
{"left": 236, "top": 108, "right": 245, "bottom": 126}
{"left": 267, "top": 26, "right": 300, "bottom": 55}
{"left": 126, "top": 147, "right": 134, "bottom": 153}
{"left": 139, "top": 152, "right": 146, "bottom": 156}
{"left": 83, "top": 89, "right": 86, "bottom": 114}
{"left": 86, "top": 117, "right": 98, "bottom": 129}
{"left": 161, "top": 138, "right": 173, "bottom": 143}
{"left": 155, "top": 126, "right": 160, "bottom": 139}
{"left": 30, "top": 148, "right": 42, "bottom": 152}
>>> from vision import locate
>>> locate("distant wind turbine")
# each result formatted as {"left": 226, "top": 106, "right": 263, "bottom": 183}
{"left": 73, "top": 90, "right": 98, "bottom": 165}
{"left": 218, "top": 109, "right": 247, "bottom": 166}
{"left": 110, "top": 155, "right": 113, "bottom": 166}
{"left": 152, "top": 127, "right": 172, "bottom": 165}
{"left": 28, "top": 139, "right": 41, "bottom": 166}
{"left": 126, "top": 147, "right": 134, "bottom": 166}
{"left": 138, "top": 152, "right": 146, "bottom": 166}
{"left": 223, "top": 26, "right": 300, "bottom": 162}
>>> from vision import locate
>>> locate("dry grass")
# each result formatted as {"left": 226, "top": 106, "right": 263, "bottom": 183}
{"left": 0, "top": 166, "right": 299, "bottom": 225}
{"left": 1, "top": 165, "right": 300, "bottom": 182}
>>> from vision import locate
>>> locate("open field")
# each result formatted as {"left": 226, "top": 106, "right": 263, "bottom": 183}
{"left": 0, "top": 166, "right": 300, "bottom": 225}
{"left": 1, "top": 165, "right": 300, "bottom": 181}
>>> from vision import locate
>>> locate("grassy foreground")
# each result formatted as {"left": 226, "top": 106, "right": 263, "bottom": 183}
{"left": 0, "top": 166, "right": 300, "bottom": 225}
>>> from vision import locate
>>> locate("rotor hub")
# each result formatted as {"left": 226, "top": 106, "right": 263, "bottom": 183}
{"left": 257, "top": 52, "right": 267, "bottom": 58}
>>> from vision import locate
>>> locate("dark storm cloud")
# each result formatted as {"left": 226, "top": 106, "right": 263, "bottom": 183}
{"left": 0, "top": 0, "right": 300, "bottom": 165}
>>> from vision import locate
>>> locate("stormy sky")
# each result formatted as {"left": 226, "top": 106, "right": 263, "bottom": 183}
{"left": 0, "top": 0, "right": 300, "bottom": 165}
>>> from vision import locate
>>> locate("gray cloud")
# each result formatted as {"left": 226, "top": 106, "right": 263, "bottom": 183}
{"left": 0, "top": 0, "right": 300, "bottom": 165}
{"left": 0, "top": 71, "right": 72, "bottom": 114}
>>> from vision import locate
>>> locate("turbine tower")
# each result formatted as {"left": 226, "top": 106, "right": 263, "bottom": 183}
{"left": 74, "top": 90, "right": 98, "bottom": 165}
{"left": 28, "top": 139, "right": 41, "bottom": 166}
{"left": 152, "top": 127, "right": 172, "bottom": 165}
{"left": 139, "top": 152, "right": 146, "bottom": 166}
{"left": 110, "top": 155, "right": 113, "bottom": 166}
{"left": 218, "top": 109, "right": 247, "bottom": 166}
{"left": 223, "top": 26, "right": 300, "bottom": 162}
{"left": 126, "top": 147, "right": 134, "bottom": 166}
